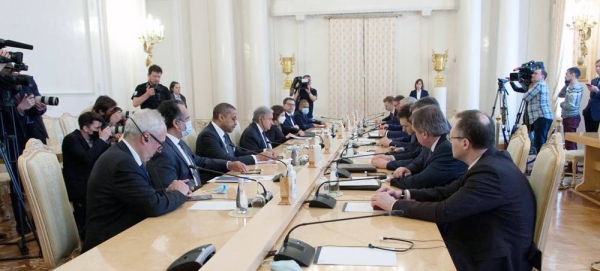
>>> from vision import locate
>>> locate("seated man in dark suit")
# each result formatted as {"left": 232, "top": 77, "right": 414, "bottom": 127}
{"left": 371, "top": 104, "right": 422, "bottom": 171}
{"left": 377, "top": 96, "right": 396, "bottom": 127}
{"left": 240, "top": 106, "right": 275, "bottom": 151}
{"left": 388, "top": 105, "right": 467, "bottom": 189}
{"left": 62, "top": 112, "right": 112, "bottom": 238}
{"left": 294, "top": 99, "right": 326, "bottom": 131}
{"left": 281, "top": 97, "right": 301, "bottom": 135}
{"left": 83, "top": 109, "right": 191, "bottom": 252}
{"left": 196, "top": 103, "right": 274, "bottom": 165}
{"left": 371, "top": 110, "right": 540, "bottom": 271}
{"left": 148, "top": 100, "right": 248, "bottom": 189}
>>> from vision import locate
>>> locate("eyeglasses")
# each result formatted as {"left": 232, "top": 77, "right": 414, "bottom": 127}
{"left": 129, "top": 117, "right": 164, "bottom": 152}
{"left": 285, "top": 103, "right": 296, "bottom": 106}
{"left": 446, "top": 134, "right": 468, "bottom": 141}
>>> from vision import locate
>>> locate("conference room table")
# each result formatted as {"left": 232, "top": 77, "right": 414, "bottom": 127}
{"left": 56, "top": 128, "right": 453, "bottom": 271}
{"left": 565, "top": 132, "right": 600, "bottom": 193}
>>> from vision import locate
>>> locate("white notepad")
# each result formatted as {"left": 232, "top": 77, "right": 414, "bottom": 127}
{"left": 342, "top": 202, "right": 385, "bottom": 213}
{"left": 314, "top": 246, "right": 397, "bottom": 266}
{"left": 341, "top": 179, "right": 379, "bottom": 187}
{"left": 188, "top": 201, "right": 236, "bottom": 211}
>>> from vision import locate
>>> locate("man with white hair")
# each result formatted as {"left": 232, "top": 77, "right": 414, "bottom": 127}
{"left": 83, "top": 109, "right": 190, "bottom": 252}
{"left": 240, "top": 105, "right": 275, "bottom": 152}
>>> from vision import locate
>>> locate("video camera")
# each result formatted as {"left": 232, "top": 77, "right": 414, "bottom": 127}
{"left": 508, "top": 60, "right": 545, "bottom": 93}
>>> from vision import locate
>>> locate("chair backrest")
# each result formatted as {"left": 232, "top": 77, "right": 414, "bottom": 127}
{"left": 193, "top": 119, "right": 211, "bottom": 133}
{"left": 42, "top": 114, "right": 61, "bottom": 145}
{"left": 18, "top": 139, "right": 80, "bottom": 267}
{"left": 229, "top": 121, "right": 243, "bottom": 146}
{"left": 528, "top": 132, "right": 565, "bottom": 252}
{"left": 546, "top": 118, "right": 562, "bottom": 142}
{"left": 59, "top": 113, "right": 78, "bottom": 136}
{"left": 181, "top": 128, "right": 198, "bottom": 153}
{"left": 447, "top": 109, "right": 459, "bottom": 125}
{"left": 506, "top": 125, "right": 531, "bottom": 172}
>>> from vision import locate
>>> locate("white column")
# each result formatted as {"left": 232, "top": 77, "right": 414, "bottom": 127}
{"left": 494, "top": 0, "right": 520, "bottom": 143}
{"left": 207, "top": 0, "right": 236, "bottom": 105}
{"left": 455, "top": 0, "right": 482, "bottom": 110}
{"left": 240, "top": 0, "right": 271, "bottom": 115}
{"left": 432, "top": 87, "right": 447, "bottom": 117}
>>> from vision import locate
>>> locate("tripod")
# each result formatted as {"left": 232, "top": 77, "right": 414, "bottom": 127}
{"left": 0, "top": 90, "right": 42, "bottom": 261}
{"left": 491, "top": 79, "right": 510, "bottom": 147}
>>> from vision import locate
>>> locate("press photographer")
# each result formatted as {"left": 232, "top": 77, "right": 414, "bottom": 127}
{"left": 131, "top": 64, "right": 171, "bottom": 109}
{"left": 292, "top": 74, "right": 318, "bottom": 119}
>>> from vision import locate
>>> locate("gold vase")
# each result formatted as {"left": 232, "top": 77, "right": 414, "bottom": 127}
{"left": 432, "top": 50, "right": 449, "bottom": 87}
{"left": 279, "top": 54, "right": 295, "bottom": 89}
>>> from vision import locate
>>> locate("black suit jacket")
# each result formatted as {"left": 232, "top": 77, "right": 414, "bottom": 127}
{"left": 171, "top": 92, "right": 187, "bottom": 108}
{"left": 83, "top": 141, "right": 187, "bottom": 252}
{"left": 147, "top": 136, "right": 229, "bottom": 189}
{"left": 393, "top": 148, "right": 539, "bottom": 271}
{"left": 265, "top": 125, "right": 288, "bottom": 148}
{"left": 409, "top": 89, "right": 430, "bottom": 99}
{"left": 293, "top": 111, "right": 314, "bottom": 130}
{"left": 239, "top": 122, "right": 268, "bottom": 151}
{"left": 381, "top": 110, "right": 396, "bottom": 122}
{"left": 390, "top": 135, "right": 467, "bottom": 189}
{"left": 62, "top": 130, "right": 110, "bottom": 202}
{"left": 196, "top": 122, "right": 256, "bottom": 165}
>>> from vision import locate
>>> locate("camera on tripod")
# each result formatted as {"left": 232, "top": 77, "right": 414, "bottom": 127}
{"left": 509, "top": 60, "right": 545, "bottom": 93}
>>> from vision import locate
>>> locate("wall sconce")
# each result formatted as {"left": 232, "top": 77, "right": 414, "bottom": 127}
{"left": 567, "top": 0, "right": 597, "bottom": 82}
{"left": 139, "top": 14, "right": 164, "bottom": 68}
{"left": 279, "top": 54, "right": 295, "bottom": 91}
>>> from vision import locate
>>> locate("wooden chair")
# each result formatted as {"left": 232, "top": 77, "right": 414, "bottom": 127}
{"left": 18, "top": 139, "right": 80, "bottom": 267}
{"left": 506, "top": 125, "right": 530, "bottom": 173}
{"left": 42, "top": 114, "right": 61, "bottom": 146}
{"left": 58, "top": 113, "right": 78, "bottom": 136}
{"left": 229, "top": 121, "right": 243, "bottom": 146}
{"left": 528, "top": 133, "right": 565, "bottom": 256}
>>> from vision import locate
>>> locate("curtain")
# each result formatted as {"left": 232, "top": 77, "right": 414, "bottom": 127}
{"left": 364, "top": 18, "right": 397, "bottom": 115}
{"left": 328, "top": 19, "right": 364, "bottom": 118}
{"left": 549, "top": 0, "right": 568, "bottom": 115}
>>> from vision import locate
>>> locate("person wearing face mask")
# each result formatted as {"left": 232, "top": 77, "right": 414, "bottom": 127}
{"left": 265, "top": 105, "right": 304, "bottom": 148}
{"left": 148, "top": 100, "right": 249, "bottom": 190}
{"left": 61, "top": 112, "right": 112, "bottom": 239}
{"left": 294, "top": 99, "right": 326, "bottom": 130}
{"left": 240, "top": 106, "right": 277, "bottom": 151}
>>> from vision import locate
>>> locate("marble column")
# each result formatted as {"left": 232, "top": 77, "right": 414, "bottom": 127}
{"left": 455, "top": 0, "right": 482, "bottom": 111}
{"left": 207, "top": 0, "right": 237, "bottom": 105}
{"left": 494, "top": 0, "right": 520, "bottom": 143}
{"left": 240, "top": 0, "right": 271, "bottom": 119}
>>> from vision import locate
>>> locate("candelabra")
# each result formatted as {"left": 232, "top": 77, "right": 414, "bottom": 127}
{"left": 567, "top": 4, "right": 597, "bottom": 82}
{"left": 139, "top": 14, "right": 164, "bottom": 68}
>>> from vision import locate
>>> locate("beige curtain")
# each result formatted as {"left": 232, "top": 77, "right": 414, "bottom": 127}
{"left": 328, "top": 17, "right": 397, "bottom": 117}
{"left": 364, "top": 18, "right": 397, "bottom": 115}
{"left": 328, "top": 19, "right": 364, "bottom": 118}
{"left": 549, "top": 0, "right": 568, "bottom": 114}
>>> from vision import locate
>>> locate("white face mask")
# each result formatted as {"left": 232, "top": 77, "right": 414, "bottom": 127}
{"left": 277, "top": 115, "right": 286, "bottom": 124}
{"left": 180, "top": 120, "right": 194, "bottom": 137}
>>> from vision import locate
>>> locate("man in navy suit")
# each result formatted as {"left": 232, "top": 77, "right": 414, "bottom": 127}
{"left": 83, "top": 109, "right": 191, "bottom": 252}
{"left": 583, "top": 59, "right": 600, "bottom": 132}
{"left": 388, "top": 105, "right": 467, "bottom": 189}
{"left": 281, "top": 97, "right": 305, "bottom": 136}
{"left": 196, "top": 103, "right": 275, "bottom": 164}
{"left": 240, "top": 106, "right": 274, "bottom": 151}
{"left": 409, "top": 78, "right": 429, "bottom": 100}
{"left": 294, "top": 99, "right": 326, "bottom": 130}
{"left": 372, "top": 109, "right": 540, "bottom": 271}
{"left": 379, "top": 96, "right": 397, "bottom": 124}
{"left": 148, "top": 100, "right": 248, "bottom": 189}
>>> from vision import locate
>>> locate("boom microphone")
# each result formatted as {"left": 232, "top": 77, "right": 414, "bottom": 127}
{"left": 228, "top": 143, "right": 289, "bottom": 178}
{"left": 188, "top": 165, "right": 273, "bottom": 202}
{"left": 0, "top": 39, "right": 34, "bottom": 50}
{"left": 308, "top": 176, "right": 387, "bottom": 209}
{"left": 273, "top": 210, "right": 404, "bottom": 267}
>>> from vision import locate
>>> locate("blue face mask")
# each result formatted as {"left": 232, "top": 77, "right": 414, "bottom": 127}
{"left": 180, "top": 120, "right": 194, "bottom": 137}
{"left": 301, "top": 108, "right": 309, "bottom": 115}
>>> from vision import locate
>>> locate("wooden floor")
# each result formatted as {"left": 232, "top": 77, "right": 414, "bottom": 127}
{"left": 0, "top": 189, "right": 598, "bottom": 270}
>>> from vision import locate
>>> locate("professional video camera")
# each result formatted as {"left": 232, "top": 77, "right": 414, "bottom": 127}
{"left": 508, "top": 60, "right": 545, "bottom": 93}
{"left": 299, "top": 77, "right": 310, "bottom": 89}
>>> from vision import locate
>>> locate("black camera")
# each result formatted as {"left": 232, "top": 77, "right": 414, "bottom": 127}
{"left": 0, "top": 52, "right": 24, "bottom": 64}
{"left": 299, "top": 78, "right": 310, "bottom": 89}
{"left": 509, "top": 60, "right": 545, "bottom": 90}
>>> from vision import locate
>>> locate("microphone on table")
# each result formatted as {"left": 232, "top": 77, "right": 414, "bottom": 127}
{"left": 366, "top": 112, "right": 386, "bottom": 117}
{"left": 366, "top": 113, "right": 385, "bottom": 121}
{"left": 188, "top": 165, "right": 273, "bottom": 202}
{"left": 228, "top": 143, "right": 289, "bottom": 182}
{"left": 273, "top": 210, "right": 404, "bottom": 267}
{"left": 319, "top": 116, "right": 343, "bottom": 121}
{"left": 308, "top": 175, "right": 387, "bottom": 209}
{"left": 335, "top": 150, "right": 392, "bottom": 164}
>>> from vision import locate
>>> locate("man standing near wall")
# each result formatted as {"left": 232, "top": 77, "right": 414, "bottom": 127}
{"left": 522, "top": 68, "right": 553, "bottom": 154}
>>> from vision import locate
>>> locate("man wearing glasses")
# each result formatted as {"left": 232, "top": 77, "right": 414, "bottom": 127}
{"left": 281, "top": 97, "right": 303, "bottom": 135}
{"left": 83, "top": 109, "right": 190, "bottom": 252}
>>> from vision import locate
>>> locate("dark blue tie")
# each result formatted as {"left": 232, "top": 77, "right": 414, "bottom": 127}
{"left": 223, "top": 134, "right": 234, "bottom": 154}
{"left": 140, "top": 164, "right": 150, "bottom": 181}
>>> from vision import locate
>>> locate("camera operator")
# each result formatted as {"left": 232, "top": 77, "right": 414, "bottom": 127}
{"left": 292, "top": 74, "right": 318, "bottom": 119}
{"left": 0, "top": 48, "right": 49, "bottom": 234}
{"left": 522, "top": 67, "right": 553, "bottom": 154}
{"left": 131, "top": 64, "right": 171, "bottom": 109}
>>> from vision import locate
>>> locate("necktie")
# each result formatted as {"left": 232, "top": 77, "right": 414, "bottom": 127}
{"left": 262, "top": 131, "right": 272, "bottom": 150}
{"left": 139, "top": 164, "right": 150, "bottom": 182}
{"left": 178, "top": 140, "right": 201, "bottom": 187}
{"left": 223, "top": 134, "right": 234, "bottom": 154}
{"left": 288, "top": 114, "right": 295, "bottom": 126}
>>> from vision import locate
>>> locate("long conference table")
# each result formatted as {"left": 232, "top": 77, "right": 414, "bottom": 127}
{"left": 565, "top": 132, "right": 600, "bottom": 194}
{"left": 56, "top": 128, "right": 454, "bottom": 271}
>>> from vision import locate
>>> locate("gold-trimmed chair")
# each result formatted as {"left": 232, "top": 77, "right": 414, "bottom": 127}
{"left": 506, "top": 125, "right": 530, "bottom": 173}
{"left": 18, "top": 139, "right": 80, "bottom": 268}
{"left": 58, "top": 113, "right": 78, "bottom": 136}
{"left": 42, "top": 114, "right": 61, "bottom": 146}
{"left": 528, "top": 133, "right": 565, "bottom": 257}
{"left": 229, "top": 121, "right": 243, "bottom": 146}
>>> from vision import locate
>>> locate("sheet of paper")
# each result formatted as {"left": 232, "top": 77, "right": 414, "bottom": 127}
{"left": 208, "top": 175, "right": 277, "bottom": 183}
{"left": 188, "top": 201, "right": 236, "bottom": 211}
{"left": 356, "top": 151, "right": 376, "bottom": 156}
{"left": 341, "top": 179, "right": 379, "bottom": 186}
{"left": 290, "top": 134, "right": 312, "bottom": 140}
{"left": 314, "top": 246, "right": 397, "bottom": 266}
{"left": 208, "top": 176, "right": 239, "bottom": 183}
{"left": 237, "top": 175, "right": 276, "bottom": 181}
{"left": 342, "top": 202, "right": 385, "bottom": 213}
